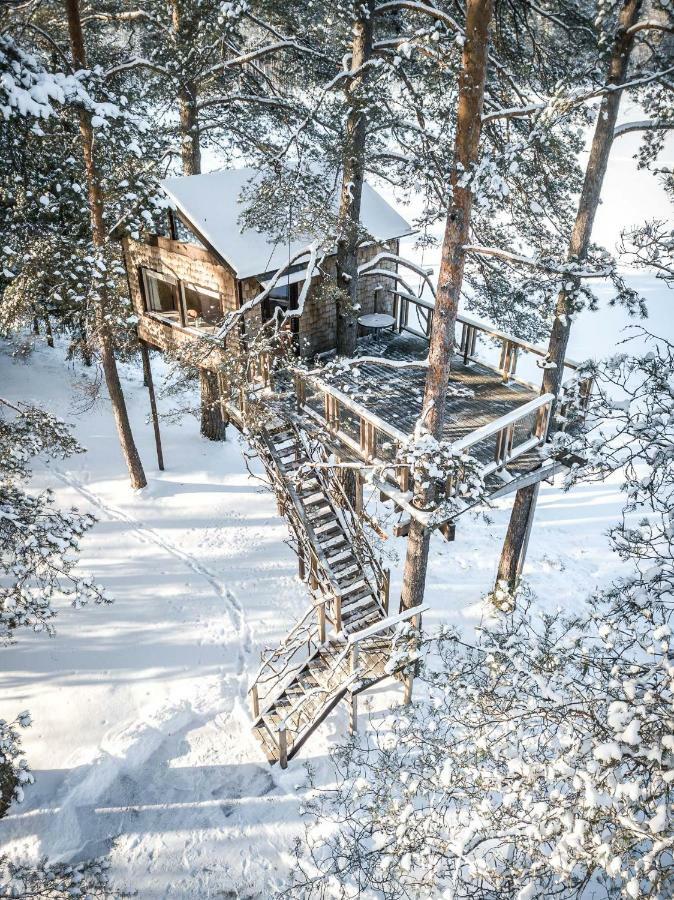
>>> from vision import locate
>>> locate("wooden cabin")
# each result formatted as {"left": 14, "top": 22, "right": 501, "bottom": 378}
{"left": 120, "top": 169, "right": 590, "bottom": 766}
{"left": 121, "top": 167, "right": 411, "bottom": 364}
{"left": 122, "top": 168, "right": 586, "bottom": 532}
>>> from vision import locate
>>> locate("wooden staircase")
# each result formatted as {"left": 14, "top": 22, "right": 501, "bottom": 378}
{"left": 248, "top": 420, "right": 424, "bottom": 766}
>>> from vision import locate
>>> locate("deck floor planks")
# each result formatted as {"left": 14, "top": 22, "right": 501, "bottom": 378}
{"left": 312, "top": 332, "right": 542, "bottom": 476}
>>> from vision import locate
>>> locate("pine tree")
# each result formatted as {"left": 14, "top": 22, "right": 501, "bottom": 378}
{"left": 495, "top": 0, "right": 674, "bottom": 593}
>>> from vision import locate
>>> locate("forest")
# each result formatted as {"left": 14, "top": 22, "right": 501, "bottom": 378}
{"left": 0, "top": 0, "right": 673, "bottom": 897}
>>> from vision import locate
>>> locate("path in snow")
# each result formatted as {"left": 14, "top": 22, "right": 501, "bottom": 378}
{"left": 54, "top": 468, "right": 253, "bottom": 680}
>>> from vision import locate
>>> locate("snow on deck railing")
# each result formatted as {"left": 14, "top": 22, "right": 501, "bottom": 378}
{"left": 346, "top": 605, "right": 429, "bottom": 645}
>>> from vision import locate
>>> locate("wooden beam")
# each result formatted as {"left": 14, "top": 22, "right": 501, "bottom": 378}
{"left": 140, "top": 341, "right": 164, "bottom": 471}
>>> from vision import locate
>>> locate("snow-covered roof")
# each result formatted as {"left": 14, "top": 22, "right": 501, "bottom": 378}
{"left": 161, "top": 168, "right": 413, "bottom": 280}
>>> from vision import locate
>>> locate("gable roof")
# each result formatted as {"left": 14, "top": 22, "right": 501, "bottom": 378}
{"left": 160, "top": 168, "right": 413, "bottom": 280}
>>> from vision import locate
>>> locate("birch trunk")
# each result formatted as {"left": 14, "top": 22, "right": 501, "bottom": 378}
{"left": 335, "top": 0, "right": 375, "bottom": 357}
{"left": 64, "top": 0, "right": 147, "bottom": 490}
{"left": 400, "top": 0, "right": 495, "bottom": 611}
{"left": 495, "top": 0, "right": 643, "bottom": 593}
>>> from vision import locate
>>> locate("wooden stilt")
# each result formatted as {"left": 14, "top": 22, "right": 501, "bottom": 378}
{"left": 140, "top": 342, "right": 164, "bottom": 471}
{"left": 278, "top": 724, "right": 288, "bottom": 769}
{"left": 349, "top": 644, "right": 360, "bottom": 734}
{"left": 349, "top": 693, "right": 358, "bottom": 734}
{"left": 403, "top": 670, "right": 414, "bottom": 705}
{"left": 318, "top": 601, "right": 326, "bottom": 643}
{"left": 251, "top": 684, "right": 260, "bottom": 719}
{"left": 516, "top": 481, "right": 540, "bottom": 578}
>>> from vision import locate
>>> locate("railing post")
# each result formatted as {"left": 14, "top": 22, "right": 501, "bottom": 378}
{"left": 381, "top": 569, "right": 390, "bottom": 615}
{"left": 278, "top": 723, "right": 288, "bottom": 769}
{"left": 294, "top": 372, "right": 305, "bottom": 412}
{"left": 355, "top": 472, "right": 363, "bottom": 516}
{"left": 298, "top": 549, "right": 306, "bottom": 582}
{"left": 251, "top": 683, "right": 260, "bottom": 719}
{"left": 334, "top": 592, "right": 343, "bottom": 633}
{"left": 318, "top": 601, "right": 326, "bottom": 643}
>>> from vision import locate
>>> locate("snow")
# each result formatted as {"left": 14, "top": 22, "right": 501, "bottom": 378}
{"left": 0, "top": 276, "right": 671, "bottom": 895}
{"left": 161, "top": 168, "right": 413, "bottom": 280}
{"left": 0, "top": 331, "right": 634, "bottom": 895}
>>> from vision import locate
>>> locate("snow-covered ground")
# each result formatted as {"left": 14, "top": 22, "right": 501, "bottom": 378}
{"left": 0, "top": 273, "right": 671, "bottom": 896}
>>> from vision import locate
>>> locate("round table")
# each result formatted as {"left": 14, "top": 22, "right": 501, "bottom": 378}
{"left": 357, "top": 313, "right": 396, "bottom": 335}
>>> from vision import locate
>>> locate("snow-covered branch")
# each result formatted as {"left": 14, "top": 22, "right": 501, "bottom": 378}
{"left": 614, "top": 119, "right": 674, "bottom": 138}
{"left": 215, "top": 242, "right": 321, "bottom": 341}
{"left": 463, "top": 244, "right": 613, "bottom": 278}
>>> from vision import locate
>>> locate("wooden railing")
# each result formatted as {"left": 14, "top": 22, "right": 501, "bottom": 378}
{"left": 392, "top": 292, "right": 584, "bottom": 389}
{"left": 274, "top": 604, "right": 428, "bottom": 767}
{"left": 293, "top": 367, "right": 554, "bottom": 501}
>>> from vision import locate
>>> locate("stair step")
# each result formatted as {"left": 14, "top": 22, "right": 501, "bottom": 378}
{"left": 343, "top": 607, "right": 381, "bottom": 631}
{"left": 332, "top": 562, "right": 359, "bottom": 581}
{"left": 320, "top": 535, "right": 349, "bottom": 552}
{"left": 302, "top": 491, "right": 327, "bottom": 507}
{"left": 327, "top": 549, "right": 356, "bottom": 569}
{"left": 308, "top": 508, "right": 335, "bottom": 525}
{"left": 342, "top": 594, "right": 377, "bottom": 616}
{"left": 339, "top": 577, "right": 367, "bottom": 596}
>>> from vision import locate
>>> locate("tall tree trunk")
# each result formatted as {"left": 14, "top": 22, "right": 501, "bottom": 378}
{"left": 64, "top": 0, "right": 147, "bottom": 490}
{"left": 199, "top": 369, "right": 227, "bottom": 441}
{"left": 169, "top": 1, "right": 202, "bottom": 176}
{"left": 495, "top": 0, "right": 643, "bottom": 593}
{"left": 400, "top": 0, "right": 495, "bottom": 611}
{"left": 168, "top": 3, "right": 221, "bottom": 439}
{"left": 178, "top": 80, "right": 201, "bottom": 175}
{"left": 335, "top": 0, "right": 375, "bottom": 357}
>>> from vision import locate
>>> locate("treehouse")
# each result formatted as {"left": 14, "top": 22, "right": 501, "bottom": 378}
{"left": 121, "top": 168, "right": 589, "bottom": 767}
{"left": 122, "top": 167, "right": 587, "bottom": 534}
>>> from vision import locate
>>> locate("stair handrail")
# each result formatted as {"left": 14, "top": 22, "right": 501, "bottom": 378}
{"left": 280, "top": 606, "right": 430, "bottom": 752}
{"left": 251, "top": 603, "right": 319, "bottom": 687}
{"left": 256, "top": 426, "right": 346, "bottom": 607}
{"left": 297, "top": 430, "right": 389, "bottom": 609}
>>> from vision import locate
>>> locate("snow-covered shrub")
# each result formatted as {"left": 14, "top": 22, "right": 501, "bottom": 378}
{"left": 0, "top": 399, "right": 110, "bottom": 814}
{"left": 289, "top": 337, "right": 674, "bottom": 899}
{"left": 0, "top": 854, "right": 129, "bottom": 898}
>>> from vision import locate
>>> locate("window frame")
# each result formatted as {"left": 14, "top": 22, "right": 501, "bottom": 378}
{"left": 140, "top": 267, "right": 184, "bottom": 326}
{"left": 180, "top": 280, "right": 224, "bottom": 330}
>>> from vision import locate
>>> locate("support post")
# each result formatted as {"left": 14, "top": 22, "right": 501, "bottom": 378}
{"left": 140, "top": 342, "right": 164, "bottom": 471}
{"left": 318, "top": 601, "right": 326, "bottom": 643}
{"left": 298, "top": 550, "right": 306, "bottom": 582}
{"left": 278, "top": 724, "right": 288, "bottom": 769}
{"left": 381, "top": 569, "right": 390, "bottom": 615}
{"left": 251, "top": 684, "right": 260, "bottom": 719}
{"left": 349, "top": 643, "right": 359, "bottom": 734}
{"left": 403, "top": 669, "right": 414, "bottom": 705}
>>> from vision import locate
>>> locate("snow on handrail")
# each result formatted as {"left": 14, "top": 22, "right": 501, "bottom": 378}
{"left": 448, "top": 393, "right": 554, "bottom": 455}
{"left": 346, "top": 605, "right": 429, "bottom": 645}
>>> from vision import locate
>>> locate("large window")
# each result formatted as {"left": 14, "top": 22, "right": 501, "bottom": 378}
{"left": 262, "top": 283, "right": 299, "bottom": 331}
{"left": 183, "top": 282, "right": 222, "bottom": 328}
{"left": 140, "top": 267, "right": 223, "bottom": 332}
{"left": 142, "top": 269, "right": 180, "bottom": 321}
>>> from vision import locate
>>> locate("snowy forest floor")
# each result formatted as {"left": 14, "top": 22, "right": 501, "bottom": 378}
{"left": 0, "top": 333, "right": 635, "bottom": 897}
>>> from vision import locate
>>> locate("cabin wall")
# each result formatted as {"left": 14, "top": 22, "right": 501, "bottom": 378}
{"left": 122, "top": 235, "right": 237, "bottom": 366}
{"left": 297, "top": 239, "right": 398, "bottom": 358}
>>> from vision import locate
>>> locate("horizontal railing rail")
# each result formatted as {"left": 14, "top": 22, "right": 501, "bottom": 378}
{"left": 391, "top": 291, "right": 584, "bottom": 389}
{"left": 293, "top": 366, "right": 555, "bottom": 500}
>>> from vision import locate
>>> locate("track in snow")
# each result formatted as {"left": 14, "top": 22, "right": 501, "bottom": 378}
{"left": 53, "top": 469, "right": 253, "bottom": 680}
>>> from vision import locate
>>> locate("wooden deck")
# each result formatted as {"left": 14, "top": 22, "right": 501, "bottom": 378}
{"left": 307, "top": 332, "right": 543, "bottom": 477}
